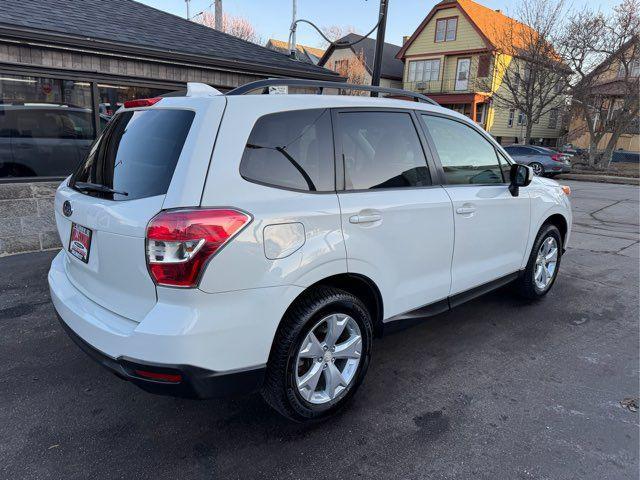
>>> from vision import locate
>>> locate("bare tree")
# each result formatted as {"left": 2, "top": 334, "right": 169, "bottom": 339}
{"left": 481, "top": 0, "right": 570, "bottom": 144}
{"left": 195, "top": 11, "right": 261, "bottom": 44}
{"left": 320, "top": 25, "right": 358, "bottom": 48}
{"left": 331, "top": 51, "right": 370, "bottom": 93}
{"left": 560, "top": 0, "right": 639, "bottom": 167}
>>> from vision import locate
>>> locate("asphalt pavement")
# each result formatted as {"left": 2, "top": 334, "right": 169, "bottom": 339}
{"left": 0, "top": 180, "right": 638, "bottom": 480}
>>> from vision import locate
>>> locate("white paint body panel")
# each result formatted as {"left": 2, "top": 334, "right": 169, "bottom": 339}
{"left": 338, "top": 188, "right": 454, "bottom": 318}
{"left": 444, "top": 184, "right": 531, "bottom": 295}
{"left": 48, "top": 93, "right": 572, "bottom": 375}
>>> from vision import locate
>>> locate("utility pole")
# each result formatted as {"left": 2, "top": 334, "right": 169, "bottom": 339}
{"left": 214, "top": 0, "right": 223, "bottom": 30}
{"left": 371, "top": 0, "right": 389, "bottom": 95}
{"left": 185, "top": 0, "right": 191, "bottom": 20}
{"left": 289, "top": 0, "right": 297, "bottom": 59}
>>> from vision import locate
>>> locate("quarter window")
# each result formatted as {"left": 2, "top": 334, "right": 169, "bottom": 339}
{"left": 239, "top": 109, "right": 334, "bottom": 192}
{"left": 435, "top": 18, "right": 457, "bottom": 42}
{"left": 338, "top": 111, "right": 431, "bottom": 190}
{"left": 422, "top": 114, "right": 504, "bottom": 185}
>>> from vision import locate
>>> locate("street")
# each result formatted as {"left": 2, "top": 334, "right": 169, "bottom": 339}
{"left": 0, "top": 180, "right": 638, "bottom": 480}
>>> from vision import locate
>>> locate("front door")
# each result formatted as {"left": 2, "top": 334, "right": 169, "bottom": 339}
{"left": 455, "top": 58, "right": 471, "bottom": 91}
{"left": 334, "top": 109, "right": 454, "bottom": 319}
{"left": 420, "top": 113, "right": 531, "bottom": 295}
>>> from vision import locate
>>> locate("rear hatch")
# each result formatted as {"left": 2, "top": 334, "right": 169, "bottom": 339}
{"left": 54, "top": 97, "right": 224, "bottom": 321}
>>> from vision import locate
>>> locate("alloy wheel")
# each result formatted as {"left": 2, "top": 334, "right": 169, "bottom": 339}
{"left": 534, "top": 236, "right": 558, "bottom": 290}
{"left": 295, "top": 313, "right": 362, "bottom": 405}
{"left": 531, "top": 163, "right": 544, "bottom": 176}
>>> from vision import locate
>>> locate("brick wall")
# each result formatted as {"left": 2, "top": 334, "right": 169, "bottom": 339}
{"left": 0, "top": 182, "right": 61, "bottom": 256}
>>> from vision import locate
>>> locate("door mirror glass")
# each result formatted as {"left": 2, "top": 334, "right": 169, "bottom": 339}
{"left": 509, "top": 163, "right": 533, "bottom": 196}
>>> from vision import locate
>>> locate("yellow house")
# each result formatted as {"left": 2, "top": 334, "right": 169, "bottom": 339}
{"left": 567, "top": 40, "right": 640, "bottom": 153}
{"left": 396, "top": 0, "right": 565, "bottom": 145}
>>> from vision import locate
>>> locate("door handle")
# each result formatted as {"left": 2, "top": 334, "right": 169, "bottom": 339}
{"left": 456, "top": 205, "right": 476, "bottom": 215}
{"left": 349, "top": 213, "right": 382, "bottom": 224}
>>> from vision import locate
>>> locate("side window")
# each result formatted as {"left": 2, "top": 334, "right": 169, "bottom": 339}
{"left": 240, "top": 109, "right": 334, "bottom": 192}
{"left": 65, "top": 111, "right": 95, "bottom": 140}
{"left": 337, "top": 111, "right": 431, "bottom": 190}
{"left": 422, "top": 114, "right": 504, "bottom": 185}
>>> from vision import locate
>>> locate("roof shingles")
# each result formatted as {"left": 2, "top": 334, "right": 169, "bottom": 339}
{"left": 0, "top": 0, "right": 338, "bottom": 77}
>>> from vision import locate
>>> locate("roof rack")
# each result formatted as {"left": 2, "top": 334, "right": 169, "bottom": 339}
{"left": 226, "top": 79, "right": 439, "bottom": 105}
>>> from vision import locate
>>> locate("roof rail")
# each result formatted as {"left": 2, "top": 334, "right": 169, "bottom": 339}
{"left": 226, "top": 79, "right": 439, "bottom": 105}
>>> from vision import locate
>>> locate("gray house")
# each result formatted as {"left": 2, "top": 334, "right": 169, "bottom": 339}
{"left": 0, "top": 0, "right": 340, "bottom": 255}
{"left": 318, "top": 33, "right": 404, "bottom": 89}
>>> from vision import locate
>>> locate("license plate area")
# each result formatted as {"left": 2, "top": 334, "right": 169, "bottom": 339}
{"left": 69, "top": 223, "right": 92, "bottom": 263}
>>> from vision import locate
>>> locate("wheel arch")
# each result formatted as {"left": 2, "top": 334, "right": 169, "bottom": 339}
{"left": 542, "top": 213, "right": 568, "bottom": 249}
{"left": 283, "top": 273, "right": 384, "bottom": 338}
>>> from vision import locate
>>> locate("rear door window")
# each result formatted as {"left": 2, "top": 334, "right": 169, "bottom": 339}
{"left": 70, "top": 109, "right": 195, "bottom": 201}
{"left": 239, "top": 108, "right": 334, "bottom": 192}
{"left": 337, "top": 111, "right": 431, "bottom": 190}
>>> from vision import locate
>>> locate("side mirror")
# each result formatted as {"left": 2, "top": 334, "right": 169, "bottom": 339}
{"left": 509, "top": 163, "right": 533, "bottom": 197}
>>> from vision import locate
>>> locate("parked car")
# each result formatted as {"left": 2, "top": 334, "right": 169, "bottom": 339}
{"left": 503, "top": 144, "right": 572, "bottom": 176}
{"left": 0, "top": 102, "right": 108, "bottom": 178}
{"left": 48, "top": 82, "right": 572, "bottom": 422}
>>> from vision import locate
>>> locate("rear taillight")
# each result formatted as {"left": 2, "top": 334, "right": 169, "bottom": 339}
{"left": 551, "top": 154, "right": 562, "bottom": 162}
{"left": 146, "top": 209, "right": 251, "bottom": 288}
{"left": 124, "top": 97, "right": 162, "bottom": 108}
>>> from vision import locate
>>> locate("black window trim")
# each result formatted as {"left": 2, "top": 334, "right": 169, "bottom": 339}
{"left": 331, "top": 106, "right": 440, "bottom": 194}
{"left": 416, "top": 111, "right": 512, "bottom": 188}
{"left": 238, "top": 108, "right": 338, "bottom": 195}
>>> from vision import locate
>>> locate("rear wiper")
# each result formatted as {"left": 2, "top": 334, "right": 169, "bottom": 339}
{"left": 73, "top": 181, "right": 128, "bottom": 196}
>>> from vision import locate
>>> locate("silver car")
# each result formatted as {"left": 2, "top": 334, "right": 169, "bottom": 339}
{"left": 503, "top": 145, "right": 571, "bottom": 176}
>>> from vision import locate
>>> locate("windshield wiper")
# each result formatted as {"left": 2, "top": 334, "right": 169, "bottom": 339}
{"left": 73, "top": 181, "right": 128, "bottom": 196}
{"left": 246, "top": 143, "right": 317, "bottom": 191}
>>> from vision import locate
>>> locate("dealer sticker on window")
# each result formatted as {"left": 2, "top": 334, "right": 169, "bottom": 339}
{"left": 69, "top": 223, "right": 92, "bottom": 263}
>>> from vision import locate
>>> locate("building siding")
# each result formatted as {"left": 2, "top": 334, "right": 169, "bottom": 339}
{"left": 404, "top": 7, "right": 486, "bottom": 57}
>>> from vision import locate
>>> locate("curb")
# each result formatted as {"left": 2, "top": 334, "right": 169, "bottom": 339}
{"left": 555, "top": 174, "right": 640, "bottom": 186}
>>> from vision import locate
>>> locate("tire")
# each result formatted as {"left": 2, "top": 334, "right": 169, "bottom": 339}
{"left": 530, "top": 162, "right": 544, "bottom": 176}
{"left": 261, "top": 286, "right": 373, "bottom": 422}
{"left": 516, "top": 224, "right": 563, "bottom": 300}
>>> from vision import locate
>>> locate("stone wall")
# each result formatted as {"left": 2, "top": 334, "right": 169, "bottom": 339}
{"left": 0, "top": 182, "right": 61, "bottom": 256}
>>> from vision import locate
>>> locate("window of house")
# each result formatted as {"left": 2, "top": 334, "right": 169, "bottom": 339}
{"left": 517, "top": 110, "right": 527, "bottom": 126}
{"left": 435, "top": 17, "right": 458, "bottom": 42}
{"left": 618, "top": 58, "right": 640, "bottom": 78}
{"left": 338, "top": 111, "right": 431, "bottom": 190}
{"left": 422, "top": 114, "right": 504, "bottom": 184}
{"left": 548, "top": 108, "right": 559, "bottom": 129}
{"left": 334, "top": 59, "right": 350, "bottom": 75}
{"left": 477, "top": 55, "right": 491, "bottom": 78}
{"left": 408, "top": 59, "right": 441, "bottom": 82}
{"left": 508, "top": 109, "right": 515, "bottom": 128}
{"left": 240, "top": 109, "right": 334, "bottom": 192}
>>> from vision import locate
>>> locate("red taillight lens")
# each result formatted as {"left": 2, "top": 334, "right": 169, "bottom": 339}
{"left": 551, "top": 154, "right": 562, "bottom": 162}
{"left": 146, "top": 209, "right": 251, "bottom": 287}
{"left": 124, "top": 97, "right": 162, "bottom": 108}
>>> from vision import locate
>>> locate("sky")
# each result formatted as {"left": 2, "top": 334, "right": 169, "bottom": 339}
{"left": 137, "top": 0, "right": 622, "bottom": 48}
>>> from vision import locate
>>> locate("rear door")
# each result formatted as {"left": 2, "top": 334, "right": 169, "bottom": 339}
{"left": 334, "top": 108, "right": 454, "bottom": 319}
{"left": 56, "top": 102, "right": 217, "bottom": 322}
{"left": 419, "top": 113, "right": 530, "bottom": 295}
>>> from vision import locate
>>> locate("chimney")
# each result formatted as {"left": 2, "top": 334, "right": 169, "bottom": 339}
{"left": 495, "top": 9, "right": 501, "bottom": 12}
{"left": 403, "top": 35, "right": 410, "bottom": 45}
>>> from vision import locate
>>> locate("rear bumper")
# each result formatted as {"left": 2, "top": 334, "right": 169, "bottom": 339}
{"left": 56, "top": 311, "right": 265, "bottom": 398}
{"left": 48, "top": 250, "right": 302, "bottom": 398}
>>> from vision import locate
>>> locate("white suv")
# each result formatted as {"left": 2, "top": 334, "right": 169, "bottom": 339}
{"left": 48, "top": 81, "right": 572, "bottom": 421}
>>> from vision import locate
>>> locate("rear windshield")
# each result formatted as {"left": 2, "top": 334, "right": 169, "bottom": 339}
{"left": 70, "top": 109, "right": 195, "bottom": 200}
